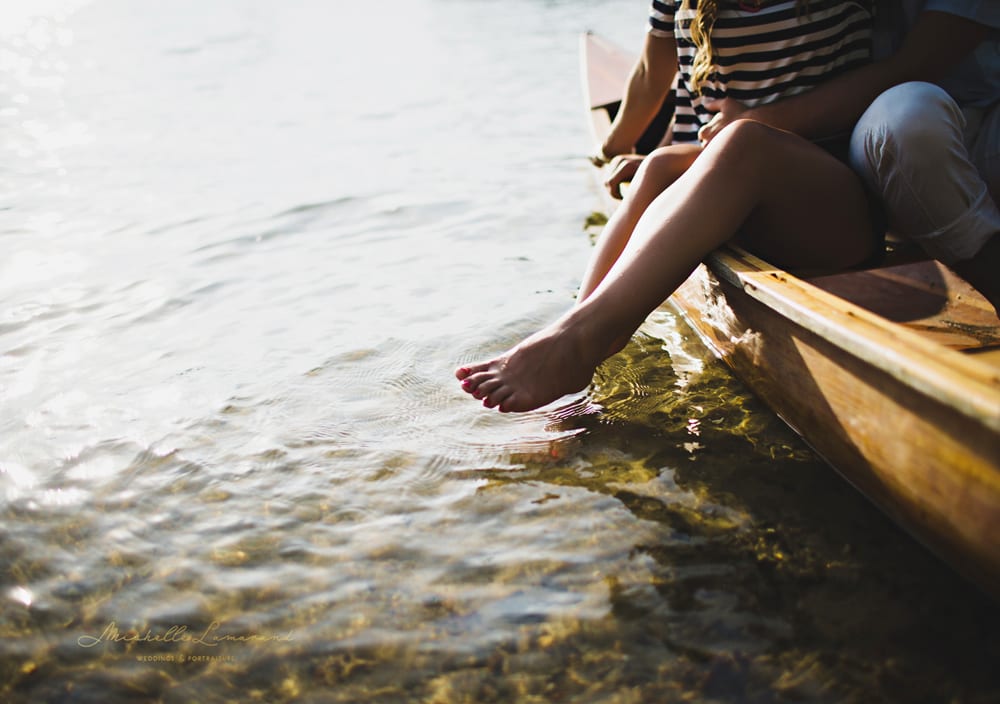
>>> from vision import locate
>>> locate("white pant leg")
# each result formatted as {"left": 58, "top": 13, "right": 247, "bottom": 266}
{"left": 848, "top": 81, "right": 1000, "bottom": 264}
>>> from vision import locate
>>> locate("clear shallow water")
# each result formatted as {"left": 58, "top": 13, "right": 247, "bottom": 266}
{"left": 1, "top": 1, "right": 998, "bottom": 702}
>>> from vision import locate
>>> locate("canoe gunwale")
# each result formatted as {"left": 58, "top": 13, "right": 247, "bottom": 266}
{"left": 707, "top": 248, "right": 1000, "bottom": 433}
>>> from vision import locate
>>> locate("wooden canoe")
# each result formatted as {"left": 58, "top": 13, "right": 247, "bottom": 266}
{"left": 580, "top": 32, "right": 1000, "bottom": 597}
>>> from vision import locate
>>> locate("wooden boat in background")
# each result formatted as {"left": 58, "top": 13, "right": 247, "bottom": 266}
{"left": 581, "top": 32, "right": 1000, "bottom": 598}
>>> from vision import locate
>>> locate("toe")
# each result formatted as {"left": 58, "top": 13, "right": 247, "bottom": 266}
{"left": 455, "top": 360, "right": 492, "bottom": 381}
{"left": 462, "top": 370, "right": 496, "bottom": 393}
{"left": 485, "top": 386, "right": 514, "bottom": 410}
{"left": 472, "top": 378, "right": 503, "bottom": 400}
{"left": 499, "top": 390, "right": 539, "bottom": 414}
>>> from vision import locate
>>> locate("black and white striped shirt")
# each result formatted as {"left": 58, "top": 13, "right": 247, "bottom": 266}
{"left": 649, "top": 0, "right": 873, "bottom": 143}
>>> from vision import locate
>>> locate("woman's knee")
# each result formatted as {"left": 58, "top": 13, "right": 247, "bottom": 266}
{"left": 713, "top": 118, "right": 778, "bottom": 149}
{"left": 633, "top": 145, "right": 696, "bottom": 191}
{"left": 702, "top": 119, "right": 782, "bottom": 172}
{"left": 636, "top": 146, "right": 678, "bottom": 179}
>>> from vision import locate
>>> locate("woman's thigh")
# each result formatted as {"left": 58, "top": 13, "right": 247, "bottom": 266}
{"left": 730, "top": 123, "right": 877, "bottom": 271}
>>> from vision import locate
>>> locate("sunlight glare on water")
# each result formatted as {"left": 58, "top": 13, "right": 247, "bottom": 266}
{"left": 2, "top": 1, "right": 999, "bottom": 702}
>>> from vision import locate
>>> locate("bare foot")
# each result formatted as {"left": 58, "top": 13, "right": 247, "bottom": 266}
{"left": 455, "top": 317, "right": 610, "bottom": 413}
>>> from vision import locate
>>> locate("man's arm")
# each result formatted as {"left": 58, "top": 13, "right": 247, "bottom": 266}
{"left": 698, "top": 11, "right": 992, "bottom": 143}
{"left": 598, "top": 31, "right": 678, "bottom": 160}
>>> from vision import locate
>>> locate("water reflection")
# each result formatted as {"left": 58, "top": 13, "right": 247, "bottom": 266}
{"left": 6, "top": 301, "right": 1000, "bottom": 704}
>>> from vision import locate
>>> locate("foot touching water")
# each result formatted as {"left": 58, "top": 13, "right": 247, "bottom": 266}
{"left": 455, "top": 315, "right": 612, "bottom": 413}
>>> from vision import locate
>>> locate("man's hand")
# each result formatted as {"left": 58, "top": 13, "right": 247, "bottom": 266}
{"left": 697, "top": 98, "right": 750, "bottom": 144}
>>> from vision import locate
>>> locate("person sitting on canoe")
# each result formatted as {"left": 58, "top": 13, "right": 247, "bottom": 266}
{"left": 691, "top": 2, "right": 1000, "bottom": 312}
{"left": 456, "top": 0, "right": 881, "bottom": 413}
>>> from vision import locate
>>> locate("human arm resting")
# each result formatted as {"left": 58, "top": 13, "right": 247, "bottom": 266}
{"left": 698, "top": 11, "right": 992, "bottom": 144}
{"left": 597, "top": 31, "right": 678, "bottom": 161}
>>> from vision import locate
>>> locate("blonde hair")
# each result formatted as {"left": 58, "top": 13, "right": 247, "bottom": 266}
{"left": 683, "top": 0, "right": 811, "bottom": 94}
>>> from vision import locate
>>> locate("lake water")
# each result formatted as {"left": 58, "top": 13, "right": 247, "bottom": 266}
{"left": 2, "top": 1, "right": 999, "bottom": 702}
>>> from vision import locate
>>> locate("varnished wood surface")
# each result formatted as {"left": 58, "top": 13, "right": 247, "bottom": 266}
{"left": 708, "top": 248, "right": 1000, "bottom": 430}
{"left": 672, "top": 262, "right": 1000, "bottom": 597}
{"left": 809, "top": 260, "right": 1000, "bottom": 352}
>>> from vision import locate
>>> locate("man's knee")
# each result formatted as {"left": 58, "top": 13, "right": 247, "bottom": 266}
{"left": 848, "top": 82, "right": 1000, "bottom": 260}
{"left": 849, "top": 82, "right": 964, "bottom": 187}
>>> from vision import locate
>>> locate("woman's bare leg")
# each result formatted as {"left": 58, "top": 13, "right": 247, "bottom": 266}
{"left": 457, "top": 120, "right": 876, "bottom": 412}
{"left": 578, "top": 144, "right": 702, "bottom": 301}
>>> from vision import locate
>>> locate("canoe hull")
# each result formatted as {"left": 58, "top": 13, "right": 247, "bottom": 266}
{"left": 672, "top": 262, "right": 1000, "bottom": 596}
